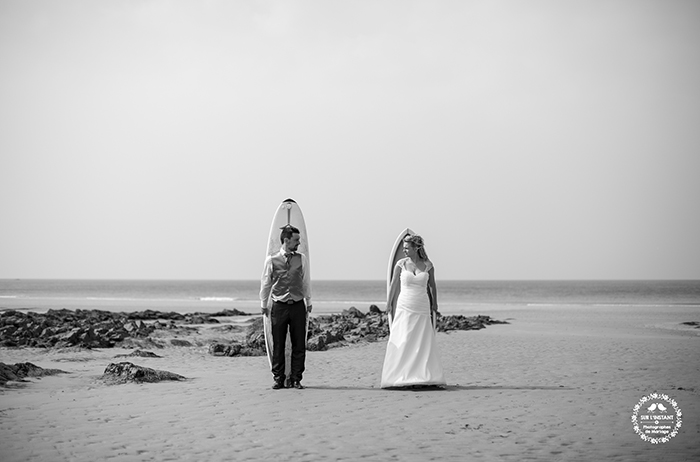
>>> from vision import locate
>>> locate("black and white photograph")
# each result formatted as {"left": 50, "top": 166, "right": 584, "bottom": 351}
{"left": 1, "top": 1, "right": 699, "bottom": 461}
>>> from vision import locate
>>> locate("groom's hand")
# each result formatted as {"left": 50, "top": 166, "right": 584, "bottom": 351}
{"left": 261, "top": 307, "right": 269, "bottom": 316}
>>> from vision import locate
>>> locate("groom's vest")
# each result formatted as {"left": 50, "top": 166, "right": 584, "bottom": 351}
{"left": 270, "top": 252, "right": 305, "bottom": 303}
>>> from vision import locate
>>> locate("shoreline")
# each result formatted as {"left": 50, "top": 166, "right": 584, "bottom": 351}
{"left": 2, "top": 297, "right": 700, "bottom": 315}
{"left": 3, "top": 279, "right": 699, "bottom": 316}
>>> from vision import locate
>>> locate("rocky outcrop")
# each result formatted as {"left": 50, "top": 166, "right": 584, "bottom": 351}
{"left": 0, "top": 307, "right": 507, "bottom": 355}
{"left": 0, "top": 362, "right": 68, "bottom": 384}
{"left": 207, "top": 317, "right": 268, "bottom": 357}
{"left": 436, "top": 314, "right": 509, "bottom": 332}
{"left": 0, "top": 309, "right": 155, "bottom": 348}
{"left": 101, "top": 362, "right": 186, "bottom": 384}
{"left": 306, "top": 308, "right": 390, "bottom": 350}
{"left": 0, "top": 308, "right": 253, "bottom": 349}
{"left": 207, "top": 308, "right": 508, "bottom": 356}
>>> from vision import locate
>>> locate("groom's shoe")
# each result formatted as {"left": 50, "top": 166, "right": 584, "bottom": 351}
{"left": 272, "top": 380, "right": 285, "bottom": 390}
{"left": 291, "top": 381, "right": 304, "bottom": 390}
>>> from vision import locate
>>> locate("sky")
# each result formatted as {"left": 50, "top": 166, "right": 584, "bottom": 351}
{"left": 1, "top": 0, "right": 699, "bottom": 281}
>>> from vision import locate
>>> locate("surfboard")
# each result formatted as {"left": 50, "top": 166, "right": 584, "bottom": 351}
{"left": 262, "top": 198, "right": 310, "bottom": 388}
{"left": 386, "top": 228, "right": 436, "bottom": 330}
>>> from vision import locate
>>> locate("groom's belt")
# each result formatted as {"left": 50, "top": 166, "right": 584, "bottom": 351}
{"left": 273, "top": 299, "right": 302, "bottom": 305}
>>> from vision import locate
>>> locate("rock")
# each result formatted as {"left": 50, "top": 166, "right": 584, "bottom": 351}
{"left": 342, "top": 307, "right": 365, "bottom": 318}
{"left": 0, "top": 325, "right": 18, "bottom": 337}
{"left": 208, "top": 342, "right": 264, "bottom": 357}
{"left": 206, "top": 317, "right": 276, "bottom": 357}
{"left": 307, "top": 329, "right": 346, "bottom": 351}
{"left": 0, "top": 364, "right": 23, "bottom": 383}
{"left": 106, "top": 327, "right": 129, "bottom": 343}
{"left": 210, "top": 309, "right": 252, "bottom": 317}
{"left": 55, "top": 327, "right": 83, "bottom": 346}
{"left": 44, "top": 309, "right": 75, "bottom": 320}
{"left": 40, "top": 327, "right": 56, "bottom": 338}
{"left": 369, "top": 305, "right": 382, "bottom": 314}
{"left": 114, "top": 349, "right": 163, "bottom": 358}
{"left": 125, "top": 309, "right": 161, "bottom": 320}
{"left": 208, "top": 342, "right": 242, "bottom": 356}
{"left": 170, "top": 339, "right": 193, "bottom": 347}
{"left": 0, "top": 362, "right": 68, "bottom": 384}
{"left": 102, "top": 362, "right": 186, "bottom": 384}
{"left": 209, "top": 324, "right": 243, "bottom": 333}
{"left": 306, "top": 336, "right": 326, "bottom": 351}
{"left": 183, "top": 315, "right": 219, "bottom": 325}
{"left": 244, "top": 317, "right": 267, "bottom": 352}
{"left": 79, "top": 327, "right": 109, "bottom": 348}
{"left": 436, "top": 314, "right": 509, "bottom": 332}
{"left": 127, "top": 311, "right": 185, "bottom": 321}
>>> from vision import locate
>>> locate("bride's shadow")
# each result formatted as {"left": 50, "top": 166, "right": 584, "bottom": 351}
{"left": 306, "top": 384, "right": 574, "bottom": 392}
{"left": 446, "top": 385, "right": 574, "bottom": 391}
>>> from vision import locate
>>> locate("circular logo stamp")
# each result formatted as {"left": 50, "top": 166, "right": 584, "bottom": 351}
{"left": 631, "top": 393, "right": 682, "bottom": 444}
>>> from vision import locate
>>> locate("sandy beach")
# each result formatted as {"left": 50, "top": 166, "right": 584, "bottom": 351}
{"left": 1, "top": 304, "right": 699, "bottom": 462}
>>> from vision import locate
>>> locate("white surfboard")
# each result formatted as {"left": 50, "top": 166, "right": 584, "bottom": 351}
{"left": 387, "top": 228, "right": 436, "bottom": 330}
{"left": 262, "top": 198, "right": 310, "bottom": 387}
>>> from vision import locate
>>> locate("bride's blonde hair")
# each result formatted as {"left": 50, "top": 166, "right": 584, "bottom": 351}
{"left": 403, "top": 234, "right": 429, "bottom": 260}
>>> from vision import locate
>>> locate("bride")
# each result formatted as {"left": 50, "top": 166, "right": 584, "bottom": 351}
{"left": 381, "top": 234, "right": 446, "bottom": 389}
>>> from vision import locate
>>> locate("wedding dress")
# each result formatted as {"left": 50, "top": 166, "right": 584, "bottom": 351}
{"left": 381, "top": 258, "right": 446, "bottom": 388}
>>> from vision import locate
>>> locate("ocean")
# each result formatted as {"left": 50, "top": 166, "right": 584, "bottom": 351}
{"left": 1, "top": 279, "right": 699, "bottom": 316}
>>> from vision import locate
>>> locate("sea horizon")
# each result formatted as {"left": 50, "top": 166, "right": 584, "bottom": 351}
{"left": 4, "top": 277, "right": 700, "bottom": 281}
{"left": 2, "top": 279, "right": 699, "bottom": 316}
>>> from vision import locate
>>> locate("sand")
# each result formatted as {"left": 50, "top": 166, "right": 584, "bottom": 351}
{"left": 1, "top": 304, "right": 699, "bottom": 462}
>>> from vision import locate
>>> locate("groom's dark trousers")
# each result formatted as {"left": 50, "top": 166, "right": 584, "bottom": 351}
{"left": 271, "top": 299, "right": 306, "bottom": 383}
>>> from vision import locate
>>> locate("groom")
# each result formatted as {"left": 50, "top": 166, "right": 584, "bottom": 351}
{"left": 260, "top": 225, "right": 313, "bottom": 390}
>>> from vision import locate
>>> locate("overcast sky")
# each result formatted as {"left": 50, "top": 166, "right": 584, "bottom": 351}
{"left": 1, "top": 1, "right": 699, "bottom": 281}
